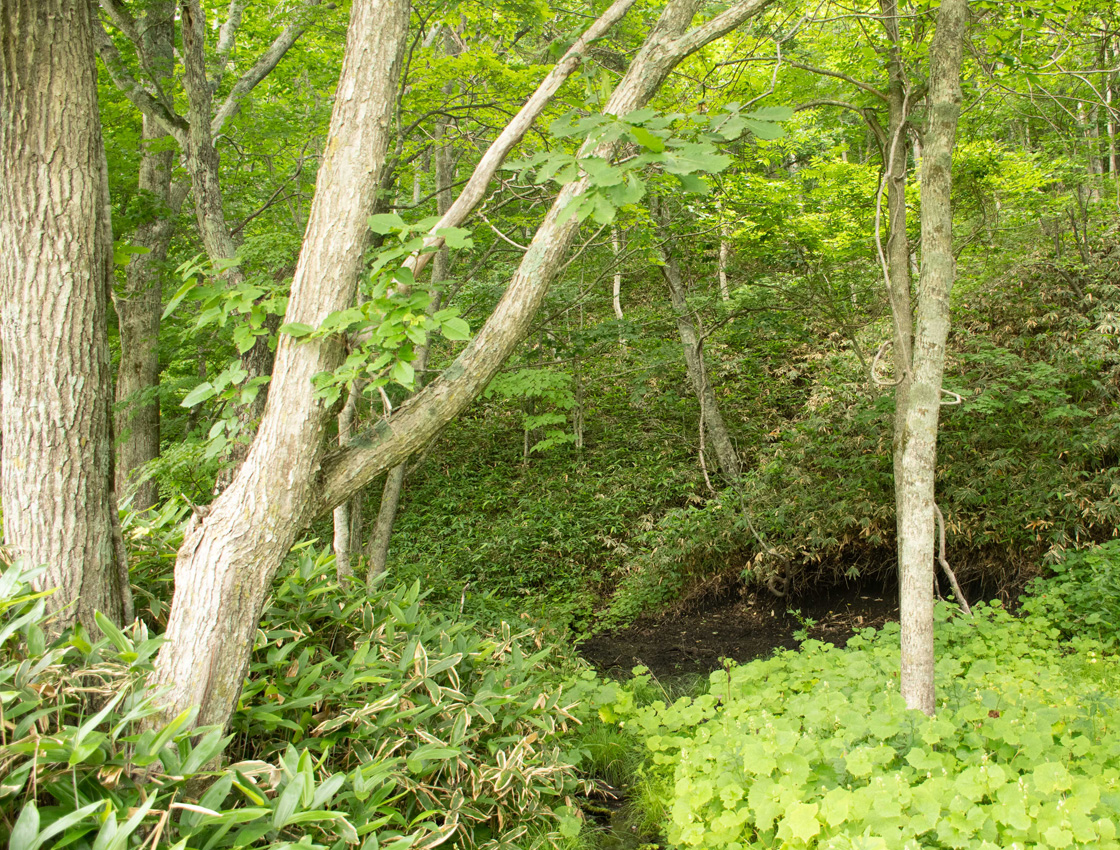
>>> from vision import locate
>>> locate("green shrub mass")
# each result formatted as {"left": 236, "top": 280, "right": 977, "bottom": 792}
{"left": 613, "top": 593, "right": 1120, "bottom": 849}
{"left": 0, "top": 557, "right": 592, "bottom": 850}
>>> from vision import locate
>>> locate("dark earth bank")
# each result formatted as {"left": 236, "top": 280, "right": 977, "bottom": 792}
{"left": 579, "top": 581, "right": 902, "bottom": 680}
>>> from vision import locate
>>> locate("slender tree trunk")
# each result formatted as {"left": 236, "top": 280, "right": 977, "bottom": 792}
{"left": 654, "top": 203, "right": 741, "bottom": 479}
{"left": 718, "top": 224, "right": 731, "bottom": 301}
{"left": 365, "top": 28, "right": 459, "bottom": 581}
{"left": 896, "top": 0, "right": 968, "bottom": 716}
{"left": 113, "top": 0, "right": 179, "bottom": 511}
{"left": 611, "top": 227, "right": 625, "bottom": 318}
{"left": 332, "top": 387, "right": 360, "bottom": 579}
{"left": 151, "top": 0, "right": 773, "bottom": 733}
{"left": 0, "top": 0, "right": 131, "bottom": 631}
{"left": 180, "top": 0, "right": 277, "bottom": 485}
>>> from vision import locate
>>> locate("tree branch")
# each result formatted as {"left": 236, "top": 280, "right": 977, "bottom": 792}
{"left": 211, "top": 0, "right": 327, "bottom": 137}
{"left": 785, "top": 60, "right": 888, "bottom": 102}
{"left": 93, "top": 20, "right": 189, "bottom": 145}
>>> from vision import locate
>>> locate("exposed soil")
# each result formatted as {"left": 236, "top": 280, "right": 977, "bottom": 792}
{"left": 579, "top": 581, "right": 900, "bottom": 680}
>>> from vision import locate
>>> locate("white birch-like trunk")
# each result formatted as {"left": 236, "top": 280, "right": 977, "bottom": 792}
{"left": 718, "top": 225, "right": 731, "bottom": 302}
{"left": 896, "top": 0, "right": 967, "bottom": 716}
{"left": 0, "top": 0, "right": 131, "bottom": 631}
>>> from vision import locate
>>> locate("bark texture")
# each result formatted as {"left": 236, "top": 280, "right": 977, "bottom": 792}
{"left": 151, "top": 0, "right": 774, "bottom": 734}
{"left": 896, "top": 0, "right": 968, "bottom": 716}
{"left": 150, "top": 0, "right": 411, "bottom": 729}
{"left": 0, "top": 0, "right": 130, "bottom": 630}
{"left": 113, "top": 0, "right": 179, "bottom": 511}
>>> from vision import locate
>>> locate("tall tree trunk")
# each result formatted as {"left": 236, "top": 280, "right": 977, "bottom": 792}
{"left": 654, "top": 204, "right": 741, "bottom": 480}
{"left": 150, "top": 0, "right": 411, "bottom": 728}
{"left": 366, "top": 29, "right": 459, "bottom": 581}
{"left": 896, "top": 0, "right": 968, "bottom": 716}
{"left": 0, "top": 0, "right": 131, "bottom": 631}
{"left": 150, "top": 0, "right": 772, "bottom": 733}
{"left": 113, "top": 0, "right": 180, "bottom": 511}
{"left": 179, "top": 0, "right": 274, "bottom": 482}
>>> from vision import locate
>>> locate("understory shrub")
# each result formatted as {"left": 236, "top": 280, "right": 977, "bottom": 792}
{"left": 613, "top": 598, "right": 1120, "bottom": 849}
{"left": 0, "top": 552, "right": 593, "bottom": 849}
{"left": 1021, "top": 539, "right": 1120, "bottom": 649}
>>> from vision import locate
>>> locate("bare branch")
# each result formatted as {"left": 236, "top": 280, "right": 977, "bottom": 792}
{"left": 213, "top": 0, "right": 248, "bottom": 85}
{"left": 396, "top": 0, "right": 640, "bottom": 281}
{"left": 785, "top": 60, "right": 888, "bottom": 102}
{"left": 934, "top": 503, "right": 971, "bottom": 616}
{"left": 211, "top": 0, "right": 327, "bottom": 138}
{"left": 93, "top": 21, "right": 189, "bottom": 145}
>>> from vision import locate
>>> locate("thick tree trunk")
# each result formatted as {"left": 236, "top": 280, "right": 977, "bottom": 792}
{"left": 654, "top": 205, "right": 741, "bottom": 480}
{"left": 113, "top": 0, "right": 179, "bottom": 511}
{"left": 151, "top": 0, "right": 773, "bottom": 733}
{"left": 0, "top": 0, "right": 131, "bottom": 631}
{"left": 896, "top": 0, "right": 967, "bottom": 716}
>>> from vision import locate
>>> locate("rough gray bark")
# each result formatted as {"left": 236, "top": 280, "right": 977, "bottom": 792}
{"left": 0, "top": 0, "right": 131, "bottom": 631}
{"left": 150, "top": 0, "right": 774, "bottom": 733}
{"left": 896, "top": 0, "right": 968, "bottom": 716}
{"left": 113, "top": 0, "right": 180, "bottom": 511}
{"left": 654, "top": 203, "right": 741, "bottom": 480}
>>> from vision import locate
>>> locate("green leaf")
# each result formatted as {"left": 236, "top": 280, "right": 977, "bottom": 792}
{"left": 233, "top": 324, "right": 258, "bottom": 354}
{"left": 280, "top": 322, "right": 315, "bottom": 338}
{"left": 778, "top": 801, "right": 821, "bottom": 844}
{"left": 436, "top": 227, "right": 473, "bottom": 249}
{"left": 744, "top": 119, "right": 785, "bottom": 140}
{"left": 390, "top": 359, "right": 415, "bottom": 388}
{"left": 181, "top": 382, "right": 216, "bottom": 408}
{"left": 440, "top": 315, "right": 469, "bottom": 343}
{"left": 162, "top": 279, "right": 198, "bottom": 320}
{"left": 630, "top": 126, "right": 665, "bottom": 153}
{"left": 368, "top": 213, "right": 406, "bottom": 234}
{"left": 10, "top": 802, "right": 40, "bottom": 850}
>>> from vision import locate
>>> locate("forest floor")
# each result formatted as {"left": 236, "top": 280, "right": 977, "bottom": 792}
{"left": 579, "top": 581, "right": 900, "bottom": 680}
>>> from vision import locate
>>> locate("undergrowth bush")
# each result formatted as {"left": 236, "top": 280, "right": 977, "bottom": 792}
{"left": 0, "top": 551, "right": 596, "bottom": 849}
{"left": 1021, "top": 539, "right": 1120, "bottom": 649}
{"left": 610, "top": 598, "right": 1120, "bottom": 849}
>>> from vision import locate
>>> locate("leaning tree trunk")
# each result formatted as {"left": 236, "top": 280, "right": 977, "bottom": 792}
{"left": 150, "top": 0, "right": 773, "bottom": 734}
{"left": 653, "top": 203, "right": 741, "bottom": 479}
{"left": 0, "top": 0, "right": 131, "bottom": 632}
{"left": 895, "top": 0, "right": 968, "bottom": 716}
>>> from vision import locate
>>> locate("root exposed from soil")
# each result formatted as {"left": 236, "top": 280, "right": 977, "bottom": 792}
{"left": 579, "top": 582, "right": 900, "bottom": 680}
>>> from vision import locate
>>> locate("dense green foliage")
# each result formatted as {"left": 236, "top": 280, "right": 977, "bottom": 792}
{"left": 0, "top": 557, "right": 599, "bottom": 849}
{"left": 600, "top": 548, "right": 1120, "bottom": 848}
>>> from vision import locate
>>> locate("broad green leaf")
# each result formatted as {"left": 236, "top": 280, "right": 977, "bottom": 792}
{"left": 630, "top": 126, "right": 665, "bottom": 152}
{"left": 390, "top": 359, "right": 415, "bottom": 388}
{"left": 368, "top": 213, "right": 406, "bottom": 234}
{"left": 280, "top": 322, "right": 314, "bottom": 338}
